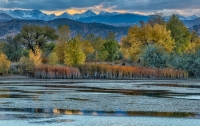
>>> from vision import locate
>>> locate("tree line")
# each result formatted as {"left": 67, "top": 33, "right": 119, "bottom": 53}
{"left": 0, "top": 14, "right": 200, "bottom": 77}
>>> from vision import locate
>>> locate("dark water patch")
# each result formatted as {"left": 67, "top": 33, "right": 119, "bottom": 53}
{"left": 0, "top": 81, "right": 83, "bottom": 85}
{"left": 0, "top": 102, "right": 12, "bottom": 104}
{"left": 0, "top": 94, "right": 38, "bottom": 99}
{"left": 0, "top": 108, "right": 199, "bottom": 119}
{"left": 77, "top": 88, "right": 169, "bottom": 97}
{"left": 0, "top": 113, "right": 59, "bottom": 120}
{"left": 66, "top": 98, "right": 90, "bottom": 101}
{"left": 143, "top": 84, "right": 200, "bottom": 89}
{"left": 77, "top": 88, "right": 200, "bottom": 100}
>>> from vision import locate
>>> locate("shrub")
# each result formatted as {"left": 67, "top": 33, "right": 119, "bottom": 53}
{"left": 140, "top": 44, "right": 169, "bottom": 68}
{"left": 19, "top": 56, "right": 35, "bottom": 75}
{"left": 0, "top": 53, "right": 11, "bottom": 75}
{"left": 48, "top": 52, "right": 59, "bottom": 65}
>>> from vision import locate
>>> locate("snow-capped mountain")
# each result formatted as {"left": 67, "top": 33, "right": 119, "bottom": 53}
{"left": 0, "top": 9, "right": 199, "bottom": 27}
{"left": 186, "top": 14, "right": 198, "bottom": 20}
{"left": 0, "top": 10, "right": 56, "bottom": 20}
{"left": 57, "top": 12, "right": 72, "bottom": 19}
{"left": 72, "top": 10, "right": 97, "bottom": 19}
{"left": 165, "top": 14, "right": 199, "bottom": 21}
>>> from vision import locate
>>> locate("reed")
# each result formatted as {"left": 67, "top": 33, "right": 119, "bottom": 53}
{"left": 34, "top": 65, "right": 81, "bottom": 79}
{"left": 79, "top": 64, "right": 188, "bottom": 79}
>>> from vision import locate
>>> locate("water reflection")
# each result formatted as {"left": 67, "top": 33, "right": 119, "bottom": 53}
{"left": 0, "top": 108, "right": 199, "bottom": 119}
{"left": 144, "top": 84, "right": 200, "bottom": 88}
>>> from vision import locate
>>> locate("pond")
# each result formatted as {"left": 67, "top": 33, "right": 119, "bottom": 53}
{"left": 0, "top": 76, "right": 200, "bottom": 126}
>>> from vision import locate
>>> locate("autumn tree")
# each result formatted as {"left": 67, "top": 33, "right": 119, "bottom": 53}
{"left": 16, "top": 24, "right": 58, "bottom": 54}
{"left": 121, "top": 23, "right": 174, "bottom": 62}
{"left": 166, "top": 14, "right": 191, "bottom": 54}
{"left": 188, "top": 31, "right": 200, "bottom": 54}
{"left": 55, "top": 25, "right": 71, "bottom": 63}
{"left": 84, "top": 34, "right": 104, "bottom": 62}
{"left": 64, "top": 36, "right": 86, "bottom": 66}
{"left": 48, "top": 52, "right": 59, "bottom": 65}
{"left": 29, "top": 46, "right": 42, "bottom": 66}
{"left": 0, "top": 53, "right": 11, "bottom": 75}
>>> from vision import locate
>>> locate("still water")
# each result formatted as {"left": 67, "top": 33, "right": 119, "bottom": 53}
{"left": 0, "top": 76, "right": 200, "bottom": 126}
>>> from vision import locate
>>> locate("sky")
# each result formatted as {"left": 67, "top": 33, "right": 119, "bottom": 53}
{"left": 0, "top": 0, "right": 200, "bottom": 16}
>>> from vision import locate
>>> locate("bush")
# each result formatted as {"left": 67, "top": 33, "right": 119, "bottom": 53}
{"left": 140, "top": 44, "right": 169, "bottom": 68}
{"left": 170, "top": 50, "right": 200, "bottom": 77}
{"left": 48, "top": 52, "right": 59, "bottom": 65}
{"left": 0, "top": 53, "right": 11, "bottom": 75}
{"left": 19, "top": 56, "right": 34, "bottom": 75}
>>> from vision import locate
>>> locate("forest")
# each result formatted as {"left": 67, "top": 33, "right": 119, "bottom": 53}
{"left": 0, "top": 14, "right": 200, "bottom": 79}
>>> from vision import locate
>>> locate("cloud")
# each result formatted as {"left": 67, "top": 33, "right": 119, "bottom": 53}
{"left": 0, "top": 0, "right": 200, "bottom": 16}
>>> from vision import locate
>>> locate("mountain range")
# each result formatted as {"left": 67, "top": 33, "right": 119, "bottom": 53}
{"left": 1, "top": 9, "right": 200, "bottom": 40}
{"left": 0, "top": 18, "right": 129, "bottom": 41}
{"left": 0, "top": 9, "right": 199, "bottom": 26}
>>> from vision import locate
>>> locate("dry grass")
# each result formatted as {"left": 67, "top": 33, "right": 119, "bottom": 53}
{"left": 34, "top": 65, "right": 81, "bottom": 79}
{"left": 79, "top": 64, "right": 188, "bottom": 79}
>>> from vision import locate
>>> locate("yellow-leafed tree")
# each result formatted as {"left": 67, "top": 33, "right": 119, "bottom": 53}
{"left": 29, "top": 46, "right": 42, "bottom": 66}
{"left": 121, "top": 23, "right": 174, "bottom": 62}
{"left": 64, "top": 37, "right": 86, "bottom": 66}
{"left": 55, "top": 25, "right": 71, "bottom": 63}
{"left": 0, "top": 53, "right": 11, "bottom": 75}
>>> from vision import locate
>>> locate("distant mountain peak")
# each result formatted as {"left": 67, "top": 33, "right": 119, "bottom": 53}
{"left": 187, "top": 14, "right": 198, "bottom": 20}
{"left": 82, "top": 10, "right": 97, "bottom": 16}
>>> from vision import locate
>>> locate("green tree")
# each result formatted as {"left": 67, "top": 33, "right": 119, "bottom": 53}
{"left": 166, "top": 14, "right": 191, "bottom": 54}
{"left": 100, "top": 40, "right": 120, "bottom": 63}
{"left": 3, "top": 36, "right": 22, "bottom": 62}
{"left": 64, "top": 37, "right": 86, "bottom": 66}
{"left": 16, "top": 24, "right": 58, "bottom": 54}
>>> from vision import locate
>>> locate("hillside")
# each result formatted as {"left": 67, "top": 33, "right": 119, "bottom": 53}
{"left": 78, "top": 13, "right": 149, "bottom": 26}
{"left": 0, "top": 18, "right": 129, "bottom": 41}
{"left": 0, "top": 13, "right": 13, "bottom": 22}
